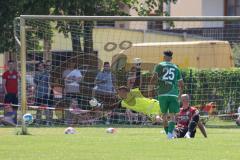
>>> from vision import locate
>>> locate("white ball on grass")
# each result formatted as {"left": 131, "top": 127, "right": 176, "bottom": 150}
{"left": 23, "top": 113, "right": 34, "bottom": 124}
{"left": 64, "top": 127, "right": 76, "bottom": 134}
{"left": 106, "top": 128, "right": 116, "bottom": 134}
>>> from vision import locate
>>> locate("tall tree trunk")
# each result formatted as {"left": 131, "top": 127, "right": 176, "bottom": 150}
{"left": 70, "top": 22, "right": 82, "bottom": 54}
{"left": 83, "top": 21, "right": 93, "bottom": 54}
{"left": 43, "top": 37, "right": 51, "bottom": 60}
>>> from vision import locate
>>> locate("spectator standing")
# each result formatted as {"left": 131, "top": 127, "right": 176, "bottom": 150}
{"left": 91, "top": 62, "right": 117, "bottom": 108}
{"left": 93, "top": 62, "right": 116, "bottom": 94}
{"left": 62, "top": 61, "right": 82, "bottom": 123}
{"left": 2, "top": 60, "right": 19, "bottom": 124}
{"left": 34, "top": 62, "right": 52, "bottom": 125}
{"left": 63, "top": 62, "right": 82, "bottom": 100}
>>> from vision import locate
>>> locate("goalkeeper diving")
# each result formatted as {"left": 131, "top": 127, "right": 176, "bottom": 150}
{"left": 117, "top": 86, "right": 207, "bottom": 138}
{"left": 117, "top": 86, "right": 161, "bottom": 122}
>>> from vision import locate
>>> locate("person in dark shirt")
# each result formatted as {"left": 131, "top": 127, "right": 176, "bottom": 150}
{"left": 2, "top": 60, "right": 19, "bottom": 124}
{"left": 34, "top": 62, "right": 52, "bottom": 125}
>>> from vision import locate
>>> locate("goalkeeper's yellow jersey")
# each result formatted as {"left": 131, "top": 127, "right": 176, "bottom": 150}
{"left": 121, "top": 88, "right": 161, "bottom": 117}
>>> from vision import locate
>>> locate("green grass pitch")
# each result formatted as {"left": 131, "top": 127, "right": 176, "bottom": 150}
{"left": 0, "top": 124, "right": 239, "bottom": 160}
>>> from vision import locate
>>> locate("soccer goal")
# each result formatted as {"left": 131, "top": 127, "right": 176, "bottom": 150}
{"left": 13, "top": 16, "right": 240, "bottom": 134}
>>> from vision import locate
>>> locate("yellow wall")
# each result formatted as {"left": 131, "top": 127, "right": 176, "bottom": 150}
{"left": 93, "top": 28, "right": 198, "bottom": 64}
{"left": 113, "top": 41, "right": 234, "bottom": 70}
{"left": 0, "top": 54, "right": 4, "bottom": 65}
{"left": 51, "top": 30, "right": 72, "bottom": 51}
{"left": 50, "top": 27, "right": 211, "bottom": 68}
{"left": 0, "top": 54, "right": 5, "bottom": 74}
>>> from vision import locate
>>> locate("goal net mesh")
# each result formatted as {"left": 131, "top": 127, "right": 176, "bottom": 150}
{"left": 11, "top": 17, "right": 240, "bottom": 129}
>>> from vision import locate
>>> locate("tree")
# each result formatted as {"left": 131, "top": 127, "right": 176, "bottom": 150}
{"left": 0, "top": 1, "right": 21, "bottom": 53}
{"left": 232, "top": 43, "right": 240, "bottom": 67}
{"left": 0, "top": 0, "right": 54, "bottom": 56}
{"left": 0, "top": 0, "right": 178, "bottom": 54}
{"left": 21, "top": 0, "right": 55, "bottom": 59}
{"left": 134, "top": 0, "right": 177, "bottom": 16}
{"left": 53, "top": 0, "right": 134, "bottom": 54}
{"left": 134, "top": 0, "right": 178, "bottom": 30}
{"left": 54, "top": 0, "right": 178, "bottom": 53}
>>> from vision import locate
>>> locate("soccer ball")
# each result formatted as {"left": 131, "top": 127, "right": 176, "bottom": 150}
{"left": 106, "top": 128, "right": 116, "bottom": 134}
{"left": 23, "top": 113, "right": 33, "bottom": 124}
{"left": 64, "top": 127, "right": 76, "bottom": 134}
{"left": 89, "top": 98, "right": 101, "bottom": 107}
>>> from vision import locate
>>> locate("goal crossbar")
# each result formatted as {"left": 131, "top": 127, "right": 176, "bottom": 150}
{"left": 20, "top": 15, "right": 240, "bottom": 21}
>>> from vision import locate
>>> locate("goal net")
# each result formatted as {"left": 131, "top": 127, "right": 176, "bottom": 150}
{"left": 11, "top": 16, "right": 240, "bottom": 133}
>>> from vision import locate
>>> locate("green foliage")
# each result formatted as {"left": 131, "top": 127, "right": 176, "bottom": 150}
{"left": 0, "top": 0, "right": 179, "bottom": 53}
{"left": 232, "top": 43, "right": 240, "bottom": 67}
{"left": 53, "top": 0, "right": 135, "bottom": 53}
{"left": 182, "top": 68, "right": 240, "bottom": 111}
{"left": 133, "top": 0, "right": 178, "bottom": 16}
{"left": 0, "top": 1, "right": 21, "bottom": 52}
{"left": 0, "top": 0, "right": 54, "bottom": 52}
{"left": 141, "top": 68, "right": 240, "bottom": 111}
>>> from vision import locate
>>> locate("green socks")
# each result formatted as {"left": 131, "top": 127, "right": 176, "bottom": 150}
{"left": 164, "top": 127, "right": 168, "bottom": 134}
{"left": 164, "top": 121, "right": 175, "bottom": 134}
{"left": 168, "top": 121, "right": 175, "bottom": 133}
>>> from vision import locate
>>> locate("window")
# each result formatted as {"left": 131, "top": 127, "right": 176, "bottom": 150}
{"left": 225, "top": 0, "right": 240, "bottom": 16}
{"left": 147, "top": 13, "right": 163, "bottom": 31}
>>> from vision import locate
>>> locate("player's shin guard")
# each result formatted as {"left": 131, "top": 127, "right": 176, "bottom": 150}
{"left": 168, "top": 121, "right": 175, "bottom": 134}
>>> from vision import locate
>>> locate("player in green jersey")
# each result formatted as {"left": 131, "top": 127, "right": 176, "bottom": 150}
{"left": 149, "top": 50, "right": 184, "bottom": 139}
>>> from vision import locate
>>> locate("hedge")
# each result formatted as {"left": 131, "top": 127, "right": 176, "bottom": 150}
{"left": 181, "top": 68, "right": 240, "bottom": 111}
{"left": 115, "top": 68, "right": 240, "bottom": 111}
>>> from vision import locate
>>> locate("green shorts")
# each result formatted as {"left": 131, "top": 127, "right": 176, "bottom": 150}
{"left": 158, "top": 96, "right": 180, "bottom": 114}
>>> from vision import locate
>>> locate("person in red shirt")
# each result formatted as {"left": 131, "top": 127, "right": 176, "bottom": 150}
{"left": 175, "top": 94, "right": 207, "bottom": 138}
{"left": 2, "top": 60, "right": 19, "bottom": 124}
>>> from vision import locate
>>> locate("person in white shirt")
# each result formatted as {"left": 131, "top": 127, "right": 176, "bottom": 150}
{"left": 63, "top": 62, "right": 82, "bottom": 97}
{"left": 63, "top": 61, "right": 83, "bottom": 124}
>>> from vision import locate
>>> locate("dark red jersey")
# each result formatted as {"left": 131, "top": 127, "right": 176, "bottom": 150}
{"left": 176, "top": 106, "right": 198, "bottom": 128}
{"left": 3, "top": 70, "right": 18, "bottom": 94}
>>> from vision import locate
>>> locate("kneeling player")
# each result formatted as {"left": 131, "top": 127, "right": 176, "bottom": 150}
{"left": 175, "top": 94, "right": 207, "bottom": 138}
